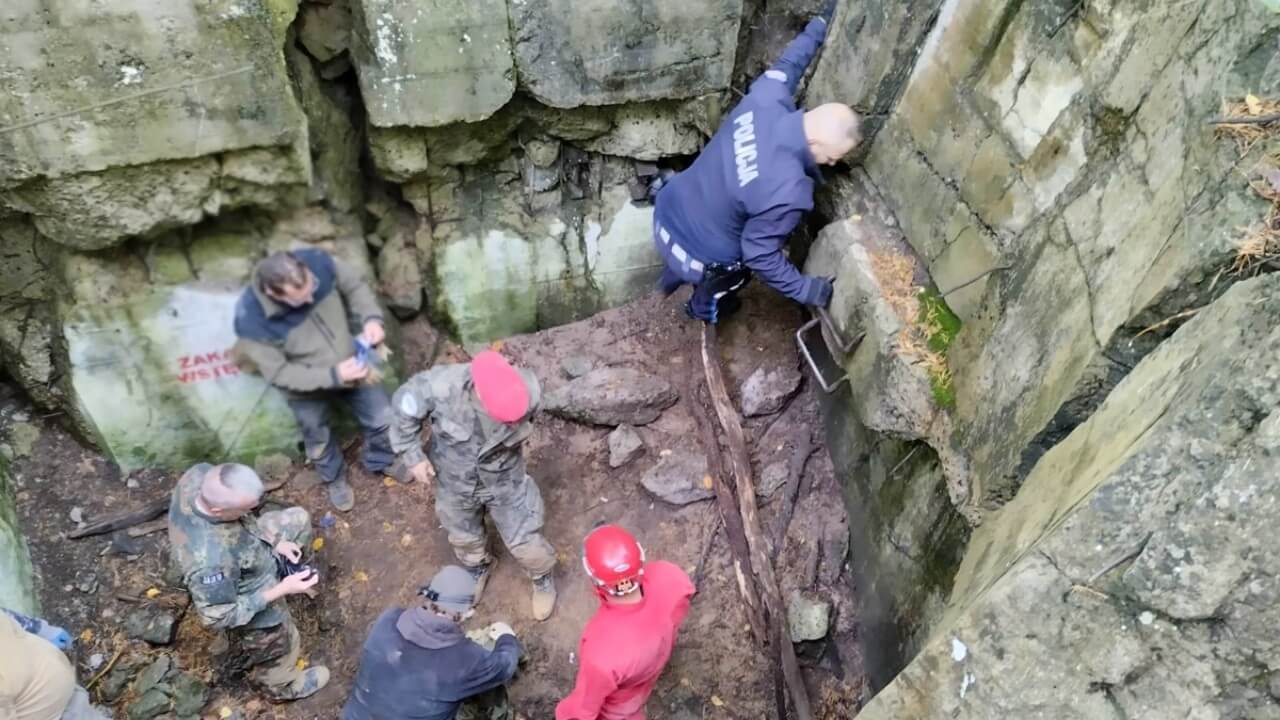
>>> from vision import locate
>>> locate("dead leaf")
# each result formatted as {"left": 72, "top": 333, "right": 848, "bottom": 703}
{"left": 382, "top": 522, "right": 394, "bottom": 532}
{"left": 145, "top": 588, "right": 160, "bottom": 599}
{"left": 295, "top": 657, "right": 309, "bottom": 671}
{"left": 383, "top": 477, "right": 397, "bottom": 488}
{"left": 79, "top": 629, "right": 94, "bottom": 643}
{"left": 490, "top": 339, "right": 505, "bottom": 352}
{"left": 1246, "top": 93, "right": 1263, "bottom": 115}
{"left": 711, "top": 696, "right": 725, "bottom": 707}
{"left": 701, "top": 475, "right": 714, "bottom": 489}
{"left": 400, "top": 533, "right": 413, "bottom": 547}
{"left": 218, "top": 708, "right": 233, "bottom": 719}
{"left": 354, "top": 570, "right": 369, "bottom": 583}
{"left": 311, "top": 537, "right": 325, "bottom": 552}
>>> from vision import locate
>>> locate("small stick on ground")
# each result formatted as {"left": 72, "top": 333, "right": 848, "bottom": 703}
{"left": 701, "top": 324, "right": 814, "bottom": 720}
{"left": 85, "top": 649, "right": 124, "bottom": 690}
{"left": 692, "top": 514, "right": 722, "bottom": 588}
{"left": 771, "top": 427, "right": 817, "bottom": 554}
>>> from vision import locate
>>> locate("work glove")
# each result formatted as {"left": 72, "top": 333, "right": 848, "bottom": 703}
{"left": 488, "top": 622, "right": 517, "bottom": 641}
{"left": 42, "top": 625, "right": 73, "bottom": 650}
{"left": 801, "top": 275, "right": 834, "bottom": 308}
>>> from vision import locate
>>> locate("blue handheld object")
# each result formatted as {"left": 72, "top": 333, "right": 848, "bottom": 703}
{"left": 354, "top": 337, "right": 373, "bottom": 367}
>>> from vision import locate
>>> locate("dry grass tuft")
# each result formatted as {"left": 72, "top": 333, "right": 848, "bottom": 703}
{"left": 1215, "top": 95, "right": 1280, "bottom": 153}
{"left": 1231, "top": 205, "right": 1280, "bottom": 276}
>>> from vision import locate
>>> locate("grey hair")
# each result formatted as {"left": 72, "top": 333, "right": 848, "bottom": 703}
{"left": 202, "top": 463, "right": 265, "bottom": 509}
{"left": 258, "top": 251, "right": 308, "bottom": 293}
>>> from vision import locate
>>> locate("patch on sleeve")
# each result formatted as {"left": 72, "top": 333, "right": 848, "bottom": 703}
{"left": 765, "top": 69, "right": 787, "bottom": 82}
{"left": 192, "top": 569, "right": 238, "bottom": 605}
{"left": 399, "top": 392, "right": 419, "bottom": 417}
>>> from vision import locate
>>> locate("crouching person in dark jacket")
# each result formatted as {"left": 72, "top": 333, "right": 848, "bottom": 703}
{"left": 342, "top": 565, "right": 521, "bottom": 720}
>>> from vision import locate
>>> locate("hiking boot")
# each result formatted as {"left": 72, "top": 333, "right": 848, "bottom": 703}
{"left": 271, "top": 665, "right": 330, "bottom": 701}
{"left": 382, "top": 457, "right": 411, "bottom": 485}
{"left": 327, "top": 478, "right": 355, "bottom": 512}
{"left": 531, "top": 574, "right": 557, "bottom": 621}
{"left": 466, "top": 562, "right": 493, "bottom": 605}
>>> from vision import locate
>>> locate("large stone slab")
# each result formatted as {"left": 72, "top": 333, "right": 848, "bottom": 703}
{"left": 0, "top": 0, "right": 305, "bottom": 187}
{"left": 509, "top": 0, "right": 743, "bottom": 108}
{"left": 351, "top": 0, "right": 515, "bottom": 128}
{"left": 859, "top": 0, "right": 1280, "bottom": 511}
{"left": 856, "top": 274, "right": 1280, "bottom": 719}
{"left": 544, "top": 368, "right": 677, "bottom": 427}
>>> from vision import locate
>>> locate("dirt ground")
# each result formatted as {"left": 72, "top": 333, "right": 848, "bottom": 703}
{"left": 2, "top": 285, "right": 864, "bottom": 719}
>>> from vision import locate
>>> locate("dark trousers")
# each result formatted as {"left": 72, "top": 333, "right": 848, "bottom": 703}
{"left": 287, "top": 385, "right": 394, "bottom": 483}
{"left": 658, "top": 263, "right": 752, "bottom": 324}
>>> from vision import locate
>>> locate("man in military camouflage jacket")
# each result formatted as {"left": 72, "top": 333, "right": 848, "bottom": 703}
{"left": 167, "top": 462, "right": 327, "bottom": 700}
{"left": 390, "top": 351, "right": 558, "bottom": 621}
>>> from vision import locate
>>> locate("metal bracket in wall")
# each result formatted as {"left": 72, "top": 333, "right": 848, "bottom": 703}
{"left": 796, "top": 307, "right": 864, "bottom": 394}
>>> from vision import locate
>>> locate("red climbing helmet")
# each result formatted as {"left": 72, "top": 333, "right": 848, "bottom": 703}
{"left": 583, "top": 525, "right": 646, "bottom": 596}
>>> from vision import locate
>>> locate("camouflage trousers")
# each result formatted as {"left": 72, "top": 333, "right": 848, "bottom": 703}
{"left": 230, "top": 507, "right": 313, "bottom": 699}
{"left": 456, "top": 687, "right": 514, "bottom": 720}
{"left": 434, "top": 471, "right": 556, "bottom": 579}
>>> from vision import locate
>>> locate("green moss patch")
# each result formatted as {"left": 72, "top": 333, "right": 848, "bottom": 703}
{"left": 918, "top": 288, "right": 962, "bottom": 409}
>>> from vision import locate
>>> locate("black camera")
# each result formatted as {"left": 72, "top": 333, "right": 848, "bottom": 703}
{"left": 276, "top": 556, "right": 316, "bottom": 581}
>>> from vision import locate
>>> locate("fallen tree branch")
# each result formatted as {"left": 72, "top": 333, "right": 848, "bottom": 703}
{"left": 68, "top": 498, "right": 168, "bottom": 540}
{"left": 1207, "top": 112, "right": 1280, "bottom": 126}
{"left": 701, "top": 324, "right": 814, "bottom": 720}
{"left": 126, "top": 518, "right": 169, "bottom": 538}
{"left": 84, "top": 649, "right": 124, "bottom": 690}
{"left": 689, "top": 381, "right": 767, "bottom": 646}
{"left": 771, "top": 427, "right": 817, "bottom": 554}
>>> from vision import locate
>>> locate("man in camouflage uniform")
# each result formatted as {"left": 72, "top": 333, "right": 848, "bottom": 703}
{"left": 390, "top": 351, "right": 558, "bottom": 621}
{"left": 167, "top": 462, "right": 328, "bottom": 700}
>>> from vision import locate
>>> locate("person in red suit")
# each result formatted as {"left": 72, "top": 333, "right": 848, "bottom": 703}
{"left": 556, "top": 525, "right": 696, "bottom": 720}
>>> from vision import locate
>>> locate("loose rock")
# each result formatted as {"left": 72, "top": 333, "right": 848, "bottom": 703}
{"left": 6, "top": 421, "right": 39, "bottom": 458}
{"left": 133, "top": 655, "right": 173, "bottom": 696}
{"left": 74, "top": 571, "right": 98, "bottom": 594}
{"left": 170, "top": 673, "right": 209, "bottom": 717}
{"left": 125, "top": 609, "right": 179, "bottom": 646}
{"left": 757, "top": 461, "right": 789, "bottom": 498}
{"left": 560, "top": 355, "right": 596, "bottom": 379}
{"left": 787, "top": 592, "right": 831, "bottom": 642}
{"left": 544, "top": 368, "right": 678, "bottom": 426}
{"left": 740, "top": 366, "right": 803, "bottom": 417}
{"left": 127, "top": 689, "right": 172, "bottom": 720}
{"left": 608, "top": 425, "right": 645, "bottom": 468}
{"left": 640, "top": 451, "right": 713, "bottom": 505}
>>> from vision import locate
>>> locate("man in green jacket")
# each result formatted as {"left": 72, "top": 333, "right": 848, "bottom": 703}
{"left": 234, "top": 249, "right": 394, "bottom": 511}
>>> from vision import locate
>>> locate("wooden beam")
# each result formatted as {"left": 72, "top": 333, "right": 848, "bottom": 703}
{"left": 688, "top": 377, "right": 768, "bottom": 646}
{"left": 67, "top": 497, "right": 168, "bottom": 540}
{"left": 700, "top": 324, "right": 814, "bottom": 720}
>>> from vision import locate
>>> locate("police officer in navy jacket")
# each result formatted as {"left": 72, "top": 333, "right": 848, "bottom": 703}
{"left": 653, "top": 4, "right": 861, "bottom": 323}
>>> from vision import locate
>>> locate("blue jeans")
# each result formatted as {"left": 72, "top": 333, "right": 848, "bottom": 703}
{"left": 287, "top": 385, "right": 394, "bottom": 483}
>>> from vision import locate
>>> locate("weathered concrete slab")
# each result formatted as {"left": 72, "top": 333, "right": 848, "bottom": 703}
{"left": 509, "top": 0, "right": 742, "bottom": 108}
{"left": 0, "top": 0, "right": 305, "bottom": 185}
{"left": 351, "top": 0, "right": 514, "bottom": 128}
{"left": 856, "top": 274, "right": 1280, "bottom": 719}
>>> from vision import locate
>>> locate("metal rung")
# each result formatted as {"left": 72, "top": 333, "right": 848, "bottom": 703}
{"left": 796, "top": 313, "right": 865, "bottom": 394}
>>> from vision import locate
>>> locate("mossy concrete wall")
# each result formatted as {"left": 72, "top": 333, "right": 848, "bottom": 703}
{"left": 0, "top": 456, "right": 37, "bottom": 615}
{"left": 857, "top": 273, "right": 1280, "bottom": 719}
{"left": 807, "top": 0, "right": 1280, "bottom": 702}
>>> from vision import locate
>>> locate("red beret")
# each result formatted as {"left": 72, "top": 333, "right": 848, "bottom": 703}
{"left": 471, "top": 351, "right": 529, "bottom": 423}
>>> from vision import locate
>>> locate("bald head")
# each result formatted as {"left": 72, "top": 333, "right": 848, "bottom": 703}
{"left": 200, "top": 463, "right": 264, "bottom": 515}
{"left": 802, "top": 103, "right": 861, "bottom": 166}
